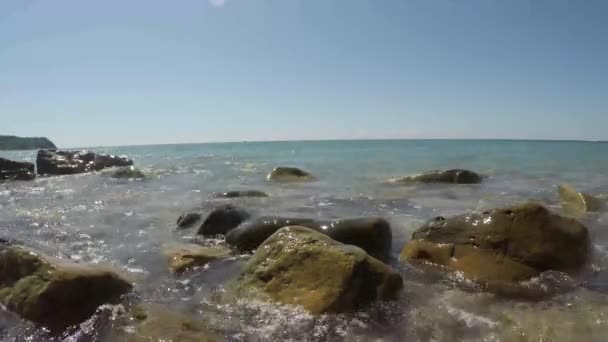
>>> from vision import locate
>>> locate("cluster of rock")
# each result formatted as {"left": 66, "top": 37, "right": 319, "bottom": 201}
{"left": 0, "top": 149, "right": 142, "bottom": 183}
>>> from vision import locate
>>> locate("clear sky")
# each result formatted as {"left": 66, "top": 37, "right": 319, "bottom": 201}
{"left": 1, "top": 0, "right": 607, "bottom": 147}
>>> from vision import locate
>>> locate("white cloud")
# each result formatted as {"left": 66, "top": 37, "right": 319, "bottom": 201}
{"left": 209, "top": 0, "right": 228, "bottom": 7}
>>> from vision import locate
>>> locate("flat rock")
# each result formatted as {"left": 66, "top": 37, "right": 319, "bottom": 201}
{"left": 161, "top": 243, "right": 232, "bottom": 273}
{"left": 235, "top": 226, "right": 402, "bottom": 314}
{"left": 37, "top": 149, "right": 133, "bottom": 176}
{"left": 266, "top": 167, "right": 314, "bottom": 182}
{"left": 0, "top": 157, "right": 35, "bottom": 182}
{"left": 400, "top": 203, "right": 590, "bottom": 283}
{"left": 392, "top": 169, "right": 482, "bottom": 184}
{"left": 0, "top": 245, "right": 132, "bottom": 330}
{"left": 209, "top": 190, "right": 269, "bottom": 199}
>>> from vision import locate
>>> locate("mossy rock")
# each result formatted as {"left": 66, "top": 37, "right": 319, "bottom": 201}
{"left": 235, "top": 226, "right": 402, "bottom": 314}
{"left": 393, "top": 169, "right": 482, "bottom": 184}
{"left": 161, "top": 243, "right": 232, "bottom": 273}
{"left": 108, "top": 166, "right": 146, "bottom": 179}
{"left": 266, "top": 167, "right": 315, "bottom": 182}
{"left": 110, "top": 304, "right": 222, "bottom": 342}
{"left": 400, "top": 203, "right": 590, "bottom": 283}
{"left": 0, "top": 245, "right": 132, "bottom": 330}
{"left": 558, "top": 184, "right": 603, "bottom": 216}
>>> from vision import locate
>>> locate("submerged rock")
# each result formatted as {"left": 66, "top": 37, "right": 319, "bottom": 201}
{"left": 235, "top": 226, "right": 402, "bottom": 314}
{"left": 197, "top": 205, "right": 250, "bottom": 236}
{"left": 558, "top": 184, "right": 603, "bottom": 215}
{"left": 0, "top": 157, "right": 35, "bottom": 182}
{"left": 266, "top": 167, "right": 314, "bottom": 182}
{"left": 108, "top": 166, "right": 146, "bottom": 179}
{"left": 0, "top": 245, "right": 132, "bottom": 330}
{"left": 176, "top": 212, "right": 202, "bottom": 229}
{"left": 161, "top": 243, "right": 232, "bottom": 273}
{"left": 393, "top": 169, "right": 482, "bottom": 184}
{"left": 225, "top": 217, "right": 392, "bottom": 261}
{"left": 36, "top": 149, "right": 133, "bottom": 176}
{"left": 110, "top": 304, "right": 222, "bottom": 342}
{"left": 400, "top": 203, "right": 590, "bottom": 283}
{"left": 209, "top": 190, "right": 269, "bottom": 199}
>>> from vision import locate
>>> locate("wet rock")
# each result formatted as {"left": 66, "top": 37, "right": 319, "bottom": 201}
{"left": 393, "top": 169, "right": 482, "bottom": 184}
{"left": 0, "top": 157, "right": 35, "bottom": 182}
{"left": 225, "top": 217, "right": 392, "bottom": 261}
{"left": 110, "top": 304, "right": 222, "bottom": 342}
{"left": 36, "top": 149, "right": 133, "bottom": 176}
{"left": 197, "top": 205, "right": 250, "bottom": 236}
{"left": 161, "top": 243, "right": 232, "bottom": 273}
{"left": 209, "top": 190, "right": 269, "bottom": 199}
{"left": 0, "top": 245, "right": 132, "bottom": 330}
{"left": 266, "top": 167, "right": 314, "bottom": 182}
{"left": 108, "top": 166, "right": 146, "bottom": 179}
{"left": 235, "top": 226, "right": 403, "bottom": 314}
{"left": 400, "top": 203, "right": 590, "bottom": 283}
{"left": 558, "top": 184, "right": 603, "bottom": 215}
{"left": 176, "top": 212, "right": 202, "bottom": 229}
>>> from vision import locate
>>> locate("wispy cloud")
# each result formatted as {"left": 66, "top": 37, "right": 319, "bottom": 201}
{"left": 209, "top": 0, "right": 228, "bottom": 8}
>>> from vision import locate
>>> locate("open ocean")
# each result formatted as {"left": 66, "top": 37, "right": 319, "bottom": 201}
{"left": 1, "top": 139, "right": 608, "bottom": 341}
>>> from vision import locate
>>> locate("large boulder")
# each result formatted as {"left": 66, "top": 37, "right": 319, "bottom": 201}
{"left": 0, "top": 245, "right": 132, "bottom": 330}
{"left": 161, "top": 243, "right": 232, "bottom": 273}
{"left": 209, "top": 190, "right": 269, "bottom": 199}
{"left": 400, "top": 203, "right": 590, "bottom": 283}
{"left": 393, "top": 169, "right": 482, "bottom": 184}
{"left": 266, "top": 167, "right": 314, "bottom": 182}
{"left": 558, "top": 184, "right": 603, "bottom": 215}
{"left": 235, "top": 226, "right": 402, "bottom": 314}
{"left": 197, "top": 205, "right": 250, "bottom": 236}
{"left": 109, "top": 304, "right": 222, "bottom": 342}
{"left": 0, "top": 157, "right": 35, "bottom": 182}
{"left": 225, "top": 217, "right": 392, "bottom": 261}
{"left": 36, "top": 149, "right": 133, "bottom": 176}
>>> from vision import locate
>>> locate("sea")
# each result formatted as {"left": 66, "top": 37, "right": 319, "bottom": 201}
{"left": 1, "top": 139, "right": 608, "bottom": 341}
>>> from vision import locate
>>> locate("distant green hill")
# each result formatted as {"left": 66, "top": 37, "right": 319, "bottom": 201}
{"left": 0, "top": 135, "right": 57, "bottom": 150}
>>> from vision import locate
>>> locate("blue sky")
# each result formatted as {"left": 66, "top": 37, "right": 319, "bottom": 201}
{"left": 1, "top": 0, "right": 607, "bottom": 147}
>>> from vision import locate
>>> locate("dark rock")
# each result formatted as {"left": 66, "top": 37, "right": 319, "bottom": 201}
{"left": 0, "top": 245, "right": 132, "bottom": 330}
{"left": 36, "top": 149, "right": 133, "bottom": 176}
{"left": 400, "top": 203, "right": 590, "bottom": 283}
{"left": 225, "top": 216, "right": 392, "bottom": 261}
{"left": 0, "top": 157, "right": 35, "bottom": 182}
{"left": 394, "top": 169, "right": 482, "bottom": 184}
{"left": 266, "top": 167, "right": 314, "bottom": 182}
{"left": 176, "top": 212, "right": 202, "bottom": 229}
{"left": 234, "top": 226, "right": 402, "bottom": 314}
{"left": 209, "top": 190, "right": 269, "bottom": 199}
{"left": 0, "top": 135, "right": 56, "bottom": 151}
{"left": 197, "top": 205, "right": 251, "bottom": 236}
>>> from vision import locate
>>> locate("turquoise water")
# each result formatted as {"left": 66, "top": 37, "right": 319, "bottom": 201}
{"left": 1, "top": 140, "right": 608, "bottom": 341}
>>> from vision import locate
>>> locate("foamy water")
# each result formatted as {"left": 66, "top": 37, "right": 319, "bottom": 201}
{"left": 1, "top": 140, "right": 608, "bottom": 341}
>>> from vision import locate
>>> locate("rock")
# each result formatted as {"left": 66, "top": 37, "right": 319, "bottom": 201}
{"left": 110, "top": 304, "right": 222, "bottom": 342}
{"left": 161, "top": 243, "right": 232, "bottom": 273}
{"left": 197, "top": 205, "right": 250, "bottom": 236}
{"left": 558, "top": 184, "right": 603, "bottom": 215}
{"left": 393, "top": 169, "right": 482, "bottom": 184}
{"left": 266, "top": 167, "right": 314, "bottom": 182}
{"left": 400, "top": 203, "right": 590, "bottom": 283}
{"left": 225, "top": 217, "right": 392, "bottom": 261}
{"left": 0, "top": 157, "right": 35, "bottom": 182}
{"left": 108, "top": 166, "right": 146, "bottom": 179}
{"left": 36, "top": 149, "right": 133, "bottom": 176}
{"left": 176, "top": 212, "right": 202, "bottom": 229}
{"left": 235, "top": 226, "right": 402, "bottom": 314}
{"left": 0, "top": 245, "right": 132, "bottom": 330}
{"left": 209, "top": 190, "right": 269, "bottom": 199}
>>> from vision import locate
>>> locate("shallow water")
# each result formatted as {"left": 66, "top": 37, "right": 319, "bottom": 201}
{"left": 1, "top": 140, "right": 608, "bottom": 341}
